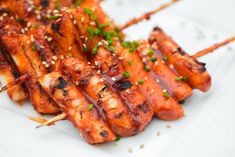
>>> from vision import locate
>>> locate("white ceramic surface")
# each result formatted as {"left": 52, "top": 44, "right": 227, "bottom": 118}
{"left": 0, "top": 0, "right": 235, "bottom": 157}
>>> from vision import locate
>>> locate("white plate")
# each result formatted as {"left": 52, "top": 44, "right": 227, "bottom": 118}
{"left": 1, "top": 0, "right": 235, "bottom": 157}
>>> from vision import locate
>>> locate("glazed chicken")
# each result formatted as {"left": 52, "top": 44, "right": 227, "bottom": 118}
{"left": 0, "top": 0, "right": 232, "bottom": 144}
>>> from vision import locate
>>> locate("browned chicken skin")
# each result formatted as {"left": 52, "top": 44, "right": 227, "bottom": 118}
{"left": 38, "top": 72, "right": 116, "bottom": 144}
{"left": 137, "top": 41, "right": 193, "bottom": 101}
{"left": 149, "top": 27, "right": 211, "bottom": 92}
{"left": 0, "top": 0, "right": 217, "bottom": 145}
{"left": 61, "top": 57, "right": 140, "bottom": 136}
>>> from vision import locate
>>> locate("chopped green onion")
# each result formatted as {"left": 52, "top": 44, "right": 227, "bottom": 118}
{"left": 163, "top": 55, "right": 169, "bottom": 62}
{"left": 17, "top": 18, "right": 26, "bottom": 25}
{"left": 175, "top": 76, "right": 188, "bottom": 82}
{"left": 31, "top": 45, "right": 36, "bottom": 51}
{"left": 115, "top": 135, "right": 121, "bottom": 142}
{"left": 144, "top": 65, "right": 151, "bottom": 72}
{"left": 127, "top": 60, "right": 132, "bottom": 66}
{"left": 150, "top": 57, "right": 157, "bottom": 62}
{"left": 122, "top": 41, "right": 139, "bottom": 53}
{"left": 123, "top": 71, "right": 131, "bottom": 78}
{"left": 163, "top": 90, "right": 169, "bottom": 99}
{"left": 137, "top": 79, "right": 144, "bottom": 84}
{"left": 76, "top": 0, "right": 83, "bottom": 6}
{"left": 87, "top": 104, "right": 94, "bottom": 110}
{"left": 48, "top": 15, "right": 60, "bottom": 20}
{"left": 147, "top": 49, "right": 154, "bottom": 56}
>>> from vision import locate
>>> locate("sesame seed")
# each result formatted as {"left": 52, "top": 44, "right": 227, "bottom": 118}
{"left": 96, "top": 70, "right": 101, "bottom": 74}
{"left": 128, "top": 147, "right": 133, "bottom": 153}
{"left": 60, "top": 55, "right": 64, "bottom": 60}
{"left": 81, "top": 16, "right": 85, "bottom": 22}
{"left": 111, "top": 77, "right": 116, "bottom": 81}
{"left": 151, "top": 89, "right": 154, "bottom": 93}
{"left": 156, "top": 79, "right": 160, "bottom": 83}
{"left": 42, "top": 61, "right": 47, "bottom": 65}
{"left": 83, "top": 43, "right": 87, "bottom": 48}
{"left": 139, "top": 144, "right": 144, "bottom": 149}
{"left": 68, "top": 46, "right": 72, "bottom": 51}
{"left": 51, "top": 61, "right": 55, "bottom": 65}
{"left": 52, "top": 56, "right": 57, "bottom": 61}
{"left": 90, "top": 21, "right": 96, "bottom": 25}
{"left": 157, "top": 131, "right": 160, "bottom": 136}
{"left": 169, "top": 64, "right": 174, "bottom": 69}
{"left": 45, "top": 64, "right": 50, "bottom": 68}
{"left": 166, "top": 124, "right": 171, "bottom": 128}
{"left": 94, "top": 61, "right": 99, "bottom": 66}
{"left": 40, "top": 45, "right": 45, "bottom": 49}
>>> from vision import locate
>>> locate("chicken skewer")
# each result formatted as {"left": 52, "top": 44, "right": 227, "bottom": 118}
{"left": 51, "top": 7, "right": 155, "bottom": 131}
{"left": 149, "top": 27, "right": 212, "bottom": 92}
{"left": 80, "top": 0, "right": 184, "bottom": 120}
{"left": 0, "top": 8, "right": 28, "bottom": 102}
{"left": 61, "top": 57, "right": 140, "bottom": 136}
{"left": 38, "top": 72, "right": 116, "bottom": 144}
{"left": 137, "top": 41, "right": 193, "bottom": 102}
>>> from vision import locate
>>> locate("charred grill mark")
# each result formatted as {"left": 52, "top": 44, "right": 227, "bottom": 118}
{"left": 79, "top": 74, "right": 93, "bottom": 86}
{"left": 113, "top": 111, "right": 124, "bottom": 119}
{"left": 33, "top": 41, "right": 48, "bottom": 62}
{"left": 100, "top": 84, "right": 109, "bottom": 92}
{"left": 56, "top": 76, "right": 68, "bottom": 89}
{"left": 100, "top": 130, "right": 108, "bottom": 138}
{"left": 51, "top": 23, "right": 62, "bottom": 36}
{"left": 177, "top": 47, "right": 186, "bottom": 55}
{"left": 112, "top": 79, "right": 133, "bottom": 91}
{"left": 41, "top": 0, "right": 49, "bottom": 8}
{"left": 138, "top": 101, "right": 150, "bottom": 114}
{"left": 195, "top": 60, "right": 207, "bottom": 72}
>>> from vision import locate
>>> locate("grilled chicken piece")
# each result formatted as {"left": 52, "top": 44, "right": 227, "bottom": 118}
{"left": 0, "top": 8, "right": 27, "bottom": 101}
{"left": 0, "top": 0, "right": 76, "bottom": 30}
{"left": 1, "top": 34, "right": 59, "bottom": 114}
{"left": 137, "top": 41, "right": 193, "bottom": 101}
{"left": 51, "top": 12, "right": 86, "bottom": 60}
{"left": 52, "top": 8, "right": 154, "bottom": 131}
{"left": 0, "top": 51, "right": 27, "bottom": 101}
{"left": 80, "top": 0, "right": 184, "bottom": 120}
{"left": 38, "top": 72, "right": 116, "bottom": 144}
{"left": 61, "top": 57, "right": 140, "bottom": 136}
{"left": 149, "top": 27, "right": 211, "bottom": 92}
{"left": 116, "top": 44, "right": 184, "bottom": 120}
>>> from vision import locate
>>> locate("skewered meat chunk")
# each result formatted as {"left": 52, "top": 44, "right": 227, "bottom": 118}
{"left": 38, "top": 72, "right": 116, "bottom": 144}
{"left": 80, "top": 0, "right": 184, "bottom": 120}
{"left": 61, "top": 57, "right": 140, "bottom": 136}
{"left": 137, "top": 41, "right": 193, "bottom": 101}
{"left": 1, "top": 34, "right": 60, "bottom": 114}
{"left": 0, "top": 51, "right": 27, "bottom": 101}
{"left": 149, "top": 27, "right": 211, "bottom": 92}
{"left": 51, "top": 8, "right": 154, "bottom": 131}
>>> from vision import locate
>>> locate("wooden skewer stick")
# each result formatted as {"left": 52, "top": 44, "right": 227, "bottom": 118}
{"left": 0, "top": 74, "right": 29, "bottom": 93}
{"left": 120, "top": 0, "right": 180, "bottom": 31}
{"left": 36, "top": 113, "right": 67, "bottom": 128}
{"left": 193, "top": 36, "right": 235, "bottom": 58}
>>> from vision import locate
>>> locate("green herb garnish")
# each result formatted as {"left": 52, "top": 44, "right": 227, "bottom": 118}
{"left": 87, "top": 104, "right": 94, "bottom": 110}
{"left": 150, "top": 57, "right": 157, "bottom": 62}
{"left": 31, "top": 45, "right": 36, "bottom": 51}
{"left": 175, "top": 76, "right": 188, "bottom": 82}
{"left": 137, "top": 79, "right": 144, "bottom": 85}
{"left": 163, "top": 55, "right": 169, "bottom": 62}
{"left": 148, "top": 49, "right": 154, "bottom": 56}
{"left": 127, "top": 60, "right": 132, "bottom": 66}
{"left": 163, "top": 90, "right": 169, "bottom": 99}
{"left": 144, "top": 66, "right": 151, "bottom": 72}
{"left": 123, "top": 71, "right": 131, "bottom": 78}
{"left": 122, "top": 41, "right": 139, "bottom": 53}
{"left": 49, "top": 15, "right": 60, "bottom": 20}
